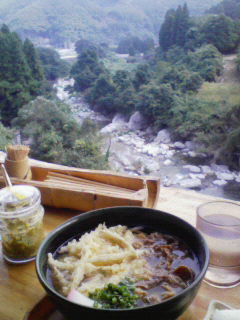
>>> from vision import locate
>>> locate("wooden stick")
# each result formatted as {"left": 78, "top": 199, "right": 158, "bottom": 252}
{"left": 47, "top": 172, "right": 136, "bottom": 193}
{"left": 46, "top": 175, "right": 135, "bottom": 194}
{"left": 0, "top": 177, "right": 146, "bottom": 201}
{"left": 1, "top": 164, "right": 12, "bottom": 187}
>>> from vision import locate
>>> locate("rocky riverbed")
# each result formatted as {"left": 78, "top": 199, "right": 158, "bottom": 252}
{"left": 56, "top": 78, "right": 240, "bottom": 201}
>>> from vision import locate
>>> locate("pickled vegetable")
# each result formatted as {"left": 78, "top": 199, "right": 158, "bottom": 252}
{"left": 2, "top": 212, "right": 45, "bottom": 259}
{"left": 0, "top": 185, "right": 45, "bottom": 262}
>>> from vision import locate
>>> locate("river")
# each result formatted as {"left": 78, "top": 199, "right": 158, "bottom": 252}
{"left": 55, "top": 78, "right": 240, "bottom": 201}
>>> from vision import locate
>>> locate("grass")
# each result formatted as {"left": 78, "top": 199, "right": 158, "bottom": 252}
{"left": 197, "top": 82, "right": 240, "bottom": 108}
{"left": 103, "top": 52, "right": 140, "bottom": 74}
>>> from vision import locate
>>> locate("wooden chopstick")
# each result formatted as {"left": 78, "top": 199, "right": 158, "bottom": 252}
{"left": 47, "top": 172, "right": 135, "bottom": 194}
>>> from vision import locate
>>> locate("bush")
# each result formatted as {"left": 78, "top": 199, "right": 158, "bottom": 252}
{"left": 13, "top": 97, "right": 108, "bottom": 169}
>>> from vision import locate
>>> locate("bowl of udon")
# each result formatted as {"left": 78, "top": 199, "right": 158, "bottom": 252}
{"left": 36, "top": 206, "right": 209, "bottom": 320}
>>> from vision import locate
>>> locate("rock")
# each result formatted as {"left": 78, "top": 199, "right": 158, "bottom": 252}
{"left": 185, "top": 141, "right": 194, "bottom": 150}
{"left": 216, "top": 172, "right": 235, "bottom": 181}
{"left": 179, "top": 178, "right": 202, "bottom": 189}
{"left": 211, "top": 164, "right": 229, "bottom": 173}
{"left": 144, "top": 161, "right": 160, "bottom": 172}
{"left": 173, "top": 142, "right": 185, "bottom": 149}
{"left": 164, "top": 159, "right": 173, "bottom": 166}
{"left": 162, "top": 176, "right": 172, "bottom": 187}
{"left": 183, "top": 165, "right": 201, "bottom": 173}
{"left": 133, "top": 139, "right": 145, "bottom": 149}
{"left": 142, "top": 144, "right": 160, "bottom": 156}
{"left": 235, "top": 175, "right": 240, "bottom": 183}
{"left": 213, "top": 180, "right": 228, "bottom": 186}
{"left": 165, "top": 150, "right": 175, "bottom": 158}
{"left": 175, "top": 174, "right": 185, "bottom": 180}
{"left": 112, "top": 113, "right": 127, "bottom": 124}
{"left": 188, "top": 151, "right": 197, "bottom": 157}
{"left": 128, "top": 111, "right": 147, "bottom": 130}
{"left": 160, "top": 144, "right": 170, "bottom": 151}
{"left": 189, "top": 173, "right": 206, "bottom": 180}
{"left": 154, "top": 129, "right": 171, "bottom": 144}
{"left": 201, "top": 165, "right": 213, "bottom": 174}
{"left": 100, "top": 122, "right": 127, "bottom": 134}
{"left": 145, "top": 126, "right": 154, "bottom": 136}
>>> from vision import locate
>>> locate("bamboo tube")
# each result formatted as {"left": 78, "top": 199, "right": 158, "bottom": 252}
{"left": 5, "top": 145, "right": 32, "bottom": 180}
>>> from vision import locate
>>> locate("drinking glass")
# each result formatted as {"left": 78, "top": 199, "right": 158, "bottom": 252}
{"left": 196, "top": 201, "right": 240, "bottom": 288}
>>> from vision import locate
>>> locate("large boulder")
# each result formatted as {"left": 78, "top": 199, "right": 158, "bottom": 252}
{"left": 128, "top": 111, "right": 147, "bottom": 130}
{"left": 183, "top": 165, "right": 201, "bottom": 173}
{"left": 100, "top": 122, "right": 127, "bottom": 134}
{"left": 154, "top": 129, "right": 171, "bottom": 144}
{"left": 216, "top": 172, "right": 235, "bottom": 181}
{"left": 173, "top": 141, "right": 185, "bottom": 149}
{"left": 112, "top": 113, "right": 128, "bottom": 124}
{"left": 179, "top": 178, "right": 202, "bottom": 189}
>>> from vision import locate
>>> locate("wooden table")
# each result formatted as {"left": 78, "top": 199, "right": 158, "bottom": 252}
{"left": 1, "top": 187, "right": 240, "bottom": 320}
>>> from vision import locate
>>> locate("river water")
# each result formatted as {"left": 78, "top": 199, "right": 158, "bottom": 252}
{"left": 55, "top": 78, "right": 240, "bottom": 201}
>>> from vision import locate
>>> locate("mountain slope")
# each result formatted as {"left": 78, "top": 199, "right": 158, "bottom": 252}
{"left": 0, "top": 0, "right": 222, "bottom": 47}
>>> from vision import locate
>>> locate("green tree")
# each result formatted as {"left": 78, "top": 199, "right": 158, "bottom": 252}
{"left": 133, "top": 64, "right": 151, "bottom": 90}
{"left": 86, "top": 75, "right": 116, "bottom": 112}
{"left": 0, "top": 121, "right": 13, "bottom": 150}
{"left": 113, "top": 70, "right": 132, "bottom": 91}
{"left": 23, "top": 39, "right": 45, "bottom": 95}
{"left": 159, "top": 4, "right": 190, "bottom": 51}
{"left": 136, "top": 84, "right": 176, "bottom": 128}
{"left": 174, "top": 4, "right": 190, "bottom": 47}
{"left": 0, "top": 25, "right": 33, "bottom": 124}
{"left": 207, "top": 0, "right": 240, "bottom": 20}
{"left": 37, "top": 47, "right": 70, "bottom": 81}
{"left": 71, "top": 49, "right": 107, "bottom": 91}
{"left": 75, "top": 39, "right": 105, "bottom": 58}
{"left": 159, "top": 9, "right": 175, "bottom": 51}
{"left": 200, "top": 15, "right": 239, "bottom": 54}
{"left": 13, "top": 97, "right": 108, "bottom": 169}
{"left": 182, "top": 44, "right": 223, "bottom": 81}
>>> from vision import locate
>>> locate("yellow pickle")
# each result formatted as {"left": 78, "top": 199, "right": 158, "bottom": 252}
{"left": 0, "top": 185, "right": 45, "bottom": 263}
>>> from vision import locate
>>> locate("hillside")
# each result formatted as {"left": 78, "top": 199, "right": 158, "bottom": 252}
{"left": 0, "top": 0, "right": 222, "bottom": 47}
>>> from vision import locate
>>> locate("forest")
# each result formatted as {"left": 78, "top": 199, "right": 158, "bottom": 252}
{"left": 0, "top": 0, "right": 240, "bottom": 172}
{"left": 0, "top": 0, "right": 222, "bottom": 46}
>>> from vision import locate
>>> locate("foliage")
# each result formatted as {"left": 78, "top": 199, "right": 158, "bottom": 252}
{"left": 0, "top": 0, "right": 222, "bottom": 46}
{"left": 136, "top": 84, "right": 176, "bottom": 128}
{"left": 13, "top": 97, "right": 108, "bottom": 169}
{"left": 237, "top": 48, "right": 240, "bottom": 73}
{"left": 0, "top": 121, "right": 13, "bottom": 150}
{"left": 116, "top": 36, "right": 154, "bottom": 54}
{"left": 0, "top": 25, "right": 46, "bottom": 125}
{"left": 87, "top": 75, "right": 116, "bottom": 106}
{"left": 207, "top": 0, "right": 240, "bottom": 20}
{"left": 170, "top": 92, "right": 240, "bottom": 170}
{"left": 159, "top": 4, "right": 190, "bottom": 51}
{"left": 182, "top": 45, "right": 223, "bottom": 81}
{"left": 71, "top": 49, "right": 107, "bottom": 91}
{"left": 132, "top": 64, "right": 151, "bottom": 90}
{"left": 200, "top": 15, "right": 240, "bottom": 54}
{"left": 75, "top": 39, "right": 106, "bottom": 58}
{"left": 37, "top": 47, "right": 70, "bottom": 80}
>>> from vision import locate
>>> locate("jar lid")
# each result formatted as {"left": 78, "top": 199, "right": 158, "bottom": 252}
{"left": 0, "top": 185, "right": 40, "bottom": 217}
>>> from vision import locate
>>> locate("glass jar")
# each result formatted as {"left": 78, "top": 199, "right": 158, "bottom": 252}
{"left": 0, "top": 185, "right": 45, "bottom": 264}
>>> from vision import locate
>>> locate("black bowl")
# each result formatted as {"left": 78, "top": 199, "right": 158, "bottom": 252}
{"left": 36, "top": 206, "right": 209, "bottom": 320}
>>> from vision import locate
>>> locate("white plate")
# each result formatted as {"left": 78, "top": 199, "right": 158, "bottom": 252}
{"left": 203, "top": 300, "right": 233, "bottom": 320}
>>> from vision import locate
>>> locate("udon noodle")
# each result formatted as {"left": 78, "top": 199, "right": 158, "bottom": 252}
{"left": 48, "top": 223, "right": 199, "bottom": 307}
